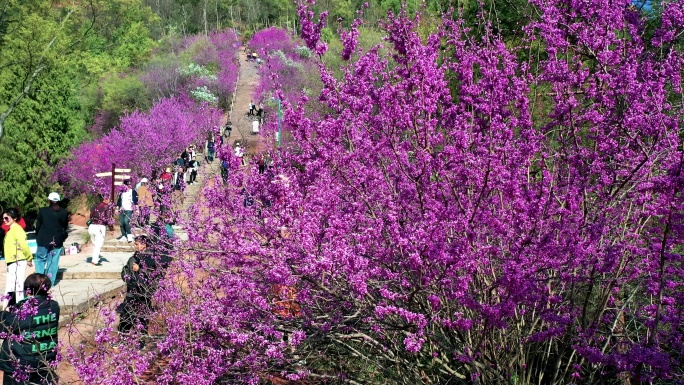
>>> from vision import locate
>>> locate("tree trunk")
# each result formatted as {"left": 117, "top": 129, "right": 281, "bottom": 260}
{"left": 203, "top": 0, "right": 208, "bottom": 36}
{"left": 215, "top": 0, "right": 219, "bottom": 30}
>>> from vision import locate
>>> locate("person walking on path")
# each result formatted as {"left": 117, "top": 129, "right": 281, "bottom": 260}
{"left": 34, "top": 193, "right": 67, "bottom": 286}
{"left": 188, "top": 156, "right": 199, "bottom": 185}
{"left": 205, "top": 135, "right": 216, "bottom": 163}
{"left": 160, "top": 167, "right": 172, "bottom": 183}
{"left": 234, "top": 142, "right": 245, "bottom": 166}
{"left": 180, "top": 148, "right": 190, "bottom": 184}
{"left": 252, "top": 119, "right": 260, "bottom": 135}
{"left": 116, "top": 180, "right": 138, "bottom": 243}
{"left": 0, "top": 273, "right": 59, "bottom": 384}
{"left": 256, "top": 105, "right": 264, "bottom": 124}
{"left": 224, "top": 122, "right": 232, "bottom": 138}
{"left": 136, "top": 178, "right": 154, "bottom": 226}
{"left": 258, "top": 154, "right": 266, "bottom": 174}
{"left": 220, "top": 157, "right": 230, "bottom": 184}
{"left": 2, "top": 209, "right": 34, "bottom": 309}
{"left": 88, "top": 195, "right": 111, "bottom": 266}
{"left": 172, "top": 154, "right": 186, "bottom": 189}
{"left": 117, "top": 236, "right": 171, "bottom": 338}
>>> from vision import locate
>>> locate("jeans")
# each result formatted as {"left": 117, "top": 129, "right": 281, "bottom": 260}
{"left": 35, "top": 246, "right": 62, "bottom": 285}
{"left": 207, "top": 150, "right": 215, "bottom": 162}
{"left": 88, "top": 224, "right": 106, "bottom": 264}
{"left": 119, "top": 210, "right": 133, "bottom": 238}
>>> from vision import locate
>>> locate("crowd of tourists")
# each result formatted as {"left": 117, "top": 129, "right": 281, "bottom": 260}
{"left": 0, "top": 174, "right": 183, "bottom": 382}
{"left": 0, "top": 185, "right": 176, "bottom": 383}
{"left": 0, "top": 116, "right": 256, "bottom": 382}
{"left": 0, "top": 139, "right": 212, "bottom": 382}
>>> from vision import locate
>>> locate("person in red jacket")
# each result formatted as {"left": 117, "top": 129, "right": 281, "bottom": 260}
{"left": 160, "top": 167, "right": 173, "bottom": 182}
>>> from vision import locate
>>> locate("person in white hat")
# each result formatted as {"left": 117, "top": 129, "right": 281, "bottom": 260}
{"left": 35, "top": 192, "right": 69, "bottom": 285}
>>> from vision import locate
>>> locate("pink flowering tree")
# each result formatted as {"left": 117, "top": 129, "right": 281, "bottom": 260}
{"left": 56, "top": 95, "right": 222, "bottom": 195}
{"left": 68, "top": 1, "right": 684, "bottom": 384}
{"left": 249, "top": 28, "right": 320, "bottom": 147}
{"left": 177, "top": 30, "right": 240, "bottom": 108}
{"left": 211, "top": 30, "right": 241, "bottom": 107}
{"left": 57, "top": 30, "right": 239, "bottom": 195}
{"left": 248, "top": 27, "right": 298, "bottom": 58}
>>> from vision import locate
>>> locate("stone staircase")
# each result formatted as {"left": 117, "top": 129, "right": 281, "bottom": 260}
{"left": 100, "top": 153, "right": 222, "bottom": 251}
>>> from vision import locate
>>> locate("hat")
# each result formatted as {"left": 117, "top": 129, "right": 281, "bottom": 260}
{"left": 48, "top": 192, "right": 61, "bottom": 202}
{"left": 141, "top": 178, "right": 149, "bottom": 183}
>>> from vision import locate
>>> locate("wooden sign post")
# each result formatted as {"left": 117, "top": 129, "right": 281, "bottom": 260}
{"left": 94, "top": 164, "right": 131, "bottom": 203}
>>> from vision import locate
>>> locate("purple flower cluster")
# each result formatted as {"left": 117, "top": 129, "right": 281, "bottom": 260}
{"left": 68, "top": 1, "right": 684, "bottom": 383}
{"left": 55, "top": 95, "right": 222, "bottom": 195}
{"left": 248, "top": 28, "right": 297, "bottom": 58}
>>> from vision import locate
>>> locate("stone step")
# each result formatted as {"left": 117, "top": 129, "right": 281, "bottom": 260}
{"left": 56, "top": 279, "right": 125, "bottom": 316}
{"left": 60, "top": 270, "right": 121, "bottom": 280}
{"left": 102, "top": 243, "right": 136, "bottom": 252}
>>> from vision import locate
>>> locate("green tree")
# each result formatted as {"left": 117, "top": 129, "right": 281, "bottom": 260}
{"left": 0, "top": 0, "right": 81, "bottom": 141}
{"left": 0, "top": 67, "right": 86, "bottom": 211}
{"left": 0, "top": 0, "right": 157, "bottom": 210}
{"left": 99, "top": 73, "right": 149, "bottom": 120}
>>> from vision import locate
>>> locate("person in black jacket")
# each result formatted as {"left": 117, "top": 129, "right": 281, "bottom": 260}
{"left": 117, "top": 236, "right": 172, "bottom": 337}
{"left": 0, "top": 273, "right": 59, "bottom": 384}
{"left": 35, "top": 193, "right": 69, "bottom": 285}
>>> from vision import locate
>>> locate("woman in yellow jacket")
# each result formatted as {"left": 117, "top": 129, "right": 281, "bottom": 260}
{"left": 2, "top": 208, "right": 33, "bottom": 309}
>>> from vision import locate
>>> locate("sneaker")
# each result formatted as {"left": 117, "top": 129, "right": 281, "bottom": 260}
{"left": 127, "top": 234, "right": 135, "bottom": 242}
{"left": 117, "top": 236, "right": 127, "bottom": 242}
{"left": 91, "top": 261, "right": 102, "bottom": 266}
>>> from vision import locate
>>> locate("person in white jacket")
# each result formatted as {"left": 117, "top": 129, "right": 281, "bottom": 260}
{"left": 234, "top": 142, "right": 245, "bottom": 166}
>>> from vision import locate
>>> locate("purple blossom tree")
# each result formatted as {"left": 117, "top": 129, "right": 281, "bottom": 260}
{"left": 55, "top": 95, "right": 222, "bottom": 195}
{"left": 57, "top": 30, "right": 239, "bottom": 195}
{"left": 248, "top": 27, "right": 298, "bottom": 58}
{"left": 68, "top": 1, "right": 684, "bottom": 384}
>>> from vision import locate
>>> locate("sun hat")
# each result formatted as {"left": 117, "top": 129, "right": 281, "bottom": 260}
{"left": 141, "top": 178, "right": 149, "bottom": 183}
{"left": 48, "top": 192, "right": 61, "bottom": 202}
